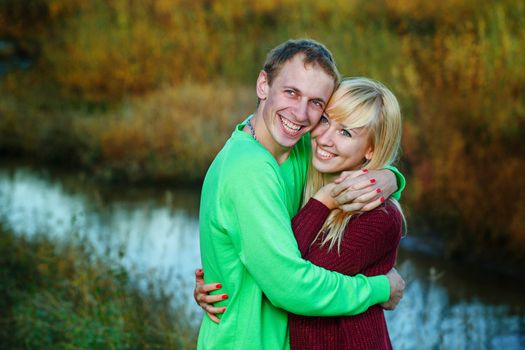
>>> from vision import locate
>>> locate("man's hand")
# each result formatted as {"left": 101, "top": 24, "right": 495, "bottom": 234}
{"left": 194, "top": 268, "right": 228, "bottom": 323}
{"left": 331, "top": 169, "right": 397, "bottom": 212}
{"left": 381, "top": 268, "right": 405, "bottom": 310}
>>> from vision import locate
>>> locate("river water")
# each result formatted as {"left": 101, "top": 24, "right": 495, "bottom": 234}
{"left": 0, "top": 162, "right": 524, "bottom": 350}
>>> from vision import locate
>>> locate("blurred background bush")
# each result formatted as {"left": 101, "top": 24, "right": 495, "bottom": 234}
{"left": 1, "top": 0, "right": 524, "bottom": 313}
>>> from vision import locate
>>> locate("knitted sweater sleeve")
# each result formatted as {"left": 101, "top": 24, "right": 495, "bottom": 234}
{"left": 291, "top": 198, "right": 331, "bottom": 256}
{"left": 304, "top": 203, "right": 402, "bottom": 275}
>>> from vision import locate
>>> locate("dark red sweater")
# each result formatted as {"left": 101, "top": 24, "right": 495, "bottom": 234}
{"left": 289, "top": 198, "right": 403, "bottom": 350}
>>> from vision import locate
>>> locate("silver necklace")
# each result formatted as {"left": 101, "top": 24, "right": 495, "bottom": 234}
{"left": 246, "top": 118, "right": 257, "bottom": 140}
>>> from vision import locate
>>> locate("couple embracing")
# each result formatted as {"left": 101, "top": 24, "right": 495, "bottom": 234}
{"left": 194, "top": 39, "right": 406, "bottom": 350}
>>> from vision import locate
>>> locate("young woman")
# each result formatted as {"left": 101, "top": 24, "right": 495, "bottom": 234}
{"left": 196, "top": 77, "right": 404, "bottom": 349}
{"left": 287, "top": 77, "right": 404, "bottom": 349}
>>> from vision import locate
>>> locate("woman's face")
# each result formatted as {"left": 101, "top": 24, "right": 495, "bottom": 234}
{"left": 310, "top": 114, "right": 373, "bottom": 175}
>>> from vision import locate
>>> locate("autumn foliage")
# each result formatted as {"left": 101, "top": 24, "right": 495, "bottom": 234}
{"left": 1, "top": 0, "right": 524, "bottom": 268}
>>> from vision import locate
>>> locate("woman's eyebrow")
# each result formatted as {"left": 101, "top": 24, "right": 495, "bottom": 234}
{"left": 340, "top": 124, "right": 365, "bottom": 133}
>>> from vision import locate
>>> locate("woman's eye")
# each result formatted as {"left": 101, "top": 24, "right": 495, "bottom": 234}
{"left": 339, "top": 129, "right": 352, "bottom": 137}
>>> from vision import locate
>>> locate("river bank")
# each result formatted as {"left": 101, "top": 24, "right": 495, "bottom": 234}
{"left": 3, "top": 155, "right": 524, "bottom": 281}
{"left": 2, "top": 161, "right": 525, "bottom": 349}
{"left": 401, "top": 229, "right": 525, "bottom": 283}
{"left": 0, "top": 225, "right": 198, "bottom": 350}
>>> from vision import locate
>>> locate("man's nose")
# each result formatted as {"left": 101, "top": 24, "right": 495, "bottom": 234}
{"left": 294, "top": 99, "right": 309, "bottom": 122}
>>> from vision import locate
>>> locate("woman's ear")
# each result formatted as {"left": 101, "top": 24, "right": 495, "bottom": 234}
{"left": 256, "top": 70, "right": 269, "bottom": 101}
{"left": 365, "top": 145, "right": 374, "bottom": 161}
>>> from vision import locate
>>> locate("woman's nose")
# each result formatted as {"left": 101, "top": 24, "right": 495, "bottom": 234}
{"left": 317, "top": 127, "right": 335, "bottom": 146}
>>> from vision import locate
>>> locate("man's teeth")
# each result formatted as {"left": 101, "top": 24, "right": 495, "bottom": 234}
{"left": 280, "top": 117, "right": 301, "bottom": 132}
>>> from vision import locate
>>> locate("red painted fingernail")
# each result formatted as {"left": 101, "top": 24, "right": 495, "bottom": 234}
{"left": 197, "top": 269, "right": 203, "bottom": 273}
{"left": 370, "top": 178, "right": 376, "bottom": 184}
{"left": 380, "top": 196, "right": 385, "bottom": 202}
{"left": 362, "top": 169, "right": 368, "bottom": 173}
{"left": 376, "top": 188, "right": 382, "bottom": 193}
{"left": 216, "top": 284, "right": 222, "bottom": 289}
{"left": 222, "top": 294, "right": 228, "bottom": 300}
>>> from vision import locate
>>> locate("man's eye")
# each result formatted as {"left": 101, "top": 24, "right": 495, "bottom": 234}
{"left": 285, "top": 89, "right": 296, "bottom": 96}
{"left": 312, "top": 100, "right": 324, "bottom": 109}
{"left": 320, "top": 115, "right": 329, "bottom": 124}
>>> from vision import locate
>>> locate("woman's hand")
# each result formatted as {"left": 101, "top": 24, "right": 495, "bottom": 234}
{"left": 312, "top": 182, "right": 337, "bottom": 210}
{"left": 194, "top": 268, "right": 228, "bottom": 323}
{"left": 330, "top": 169, "right": 396, "bottom": 212}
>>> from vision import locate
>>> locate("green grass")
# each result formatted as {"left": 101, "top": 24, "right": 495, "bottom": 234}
{"left": 0, "top": 224, "right": 198, "bottom": 350}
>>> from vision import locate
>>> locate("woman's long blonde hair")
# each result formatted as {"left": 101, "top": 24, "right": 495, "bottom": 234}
{"left": 302, "top": 77, "right": 404, "bottom": 253}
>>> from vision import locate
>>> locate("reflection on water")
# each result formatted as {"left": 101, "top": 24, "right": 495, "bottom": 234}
{"left": 0, "top": 164, "right": 524, "bottom": 349}
{"left": 388, "top": 259, "right": 525, "bottom": 349}
{"left": 0, "top": 164, "right": 201, "bottom": 315}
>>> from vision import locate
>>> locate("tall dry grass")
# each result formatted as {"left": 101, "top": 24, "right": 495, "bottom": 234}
{"left": 1, "top": 0, "right": 524, "bottom": 268}
{"left": 397, "top": 1, "right": 525, "bottom": 265}
{"left": 82, "top": 82, "right": 254, "bottom": 182}
{"left": 0, "top": 80, "right": 254, "bottom": 182}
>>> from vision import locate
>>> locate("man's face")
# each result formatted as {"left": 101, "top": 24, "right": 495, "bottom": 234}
{"left": 256, "top": 55, "right": 335, "bottom": 155}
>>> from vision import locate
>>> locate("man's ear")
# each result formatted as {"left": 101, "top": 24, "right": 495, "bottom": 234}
{"left": 256, "top": 70, "right": 269, "bottom": 101}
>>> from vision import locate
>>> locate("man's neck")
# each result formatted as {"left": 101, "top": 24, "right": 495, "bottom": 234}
{"left": 244, "top": 114, "right": 292, "bottom": 165}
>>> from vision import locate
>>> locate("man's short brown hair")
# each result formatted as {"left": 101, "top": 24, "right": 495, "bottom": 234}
{"left": 263, "top": 39, "right": 340, "bottom": 87}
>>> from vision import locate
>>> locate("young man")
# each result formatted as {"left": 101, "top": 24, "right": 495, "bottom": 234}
{"left": 197, "top": 39, "right": 405, "bottom": 349}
